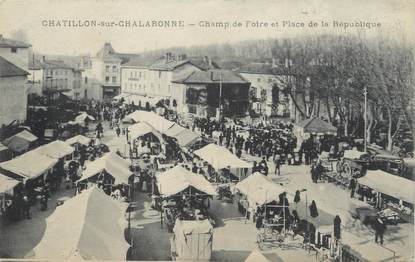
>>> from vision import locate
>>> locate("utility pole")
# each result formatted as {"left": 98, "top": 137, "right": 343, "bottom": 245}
{"left": 364, "top": 87, "right": 367, "bottom": 152}
{"left": 218, "top": 72, "right": 223, "bottom": 121}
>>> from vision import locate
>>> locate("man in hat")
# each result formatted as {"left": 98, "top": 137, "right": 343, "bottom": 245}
{"left": 374, "top": 216, "right": 387, "bottom": 245}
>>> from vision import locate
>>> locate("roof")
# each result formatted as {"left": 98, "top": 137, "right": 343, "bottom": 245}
{"left": 0, "top": 173, "right": 20, "bottom": 193}
{"left": 173, "top": 69, "right": 250, "bottom": 84}
{"left": 121, "top": 56, "right": 155, "bottom": 68}
{"left": 0, "top": 35, "right": 31, "bottom": 48}
{"left": 296, "top": 117, "right": 337, "bottom": 133}
{"left": 41, "top": 59, "right": 73, "bottom": 70}
{"left": 358, "top": 170, "right": 415, "bottom": 204}
{"left": 156, "top": 165, "right": 216, "bottom": 196}
{"left": 0, "top": 150, "right": 58, "bottom": 180}
{"left": 237, "top": 62, "right": 274, "bottom": 75}
{"left": 128, "top": 122, "right": 163, "bottom": 142}
{"left": 79, "top": 152, "right": 132, "bottom": 185}
{"left": 149, "top": 55, "right": 218, "bottom": 71}
{"left": 96, "top": 42, "right": 140, "bottom": 64}
{"left": 215, "top": 60, "right": 243, "bottom": 70}
{"left": 3, "top": 130, "right": 38, "bottom": 153}
{"left": 194, "top": 143, "right": 251, "bottom": 169}
{"left": 123, "top": 110, "right": 175, "bottom": 133}
{"left": 33, "top": 140, "right": 74, "bottom": 159}
{"left": 0, "top": 56, "right": 29, "bottom": 77}
{"left": 32, "top": 186, "right": 129, "bottom": 260}
{"left": 65, "top": 135, "right": 91, "bottom": 146}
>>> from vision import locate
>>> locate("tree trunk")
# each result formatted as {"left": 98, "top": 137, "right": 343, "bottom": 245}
{"left": 386, "top": 107, "right": 393, "bottom": 151}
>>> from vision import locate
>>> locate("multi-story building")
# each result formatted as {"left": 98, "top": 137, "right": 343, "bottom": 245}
{"left": 40, "top": 57, "right": 84, "bottom": 100}
{"left": 27, "top": 57, "right": 43, "bottom": 96}
{"left": 82, "top": 43, "right": 139, "bottom": 101}
{"left": 172, "top": 69, "right": 251, "bottom": 118}
{"left": 0, "top": 56, "right": 29, "bottom": 126}
{"left": 0, "top": 34, "right": 31, "bottom": 72}
{"left": 237, "top": 62, "right": 293, "bottom": 118}
{"left": 120, "top": 53, "right": 218, "bottom": 108}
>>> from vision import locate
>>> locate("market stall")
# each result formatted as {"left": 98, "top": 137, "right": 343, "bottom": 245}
{"left": 170, "top": 219, "right": 213, "bottom": 261}
{"left": 78, "top": 152, "right": 133, "bottom": 187}
{"left": 65, "top": 135, "right": 91, "bottom": 147}
{"left": 0, "top": 173, "right": 21, "bottom": 218}
{"left": 34, "top": 140, "right": 75, "bottom": 160}
{"left": 2, "top": 130, "right": 38, "bottom": 154}
{"left": 293, "top": 117, "right": 337, "bottom": 149}
{"left": 194, "top": 143, "right": 251, "bottom": 182}
{"left": 0, "top": 142, "right": 11, "bottom": 162}
{"left": 31, "top": 186, "right": 130, "bottom": 260}
{"left": 358, "top": 170, "right": 414, "bottom": 223}
{"left": 156, "top": 165, "right": 216, "bottom": 231}
{"left": 123, "top": 110, "right": 174, "bottom": 133}
{"left": 0, "top": 150, "right": 58, "bottom": 182}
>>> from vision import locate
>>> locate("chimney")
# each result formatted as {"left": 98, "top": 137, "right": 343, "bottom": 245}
{"left": 204, "top": 56, "right": 212, "bottom": 67}
{"left": 210, "top": 71, "right": 214, "bottom": 81}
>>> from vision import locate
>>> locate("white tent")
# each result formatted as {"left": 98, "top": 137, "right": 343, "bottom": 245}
{"left": 65, "top": 135, "right": 91, "bottom": 146}
{"left": 0, "top": 150, "right": 58, "bottom": 180}
{"left": 157, "top": 165, "right": 216, "bottom": 196}
{"left": 123, "top": 110, "right": 174, "bottom": 133}
{"left": 245, "top": 250, "right": 272, "bottom": 262}
{"left": 79, "top": 152, "right": 132, "bottom": 185}
{"left": 0, "top": 173, "right": 20, "bottom": 193}
{"left": 358, "top": 170, "right": 415, "bottom": 204}
{"left": 124, "top": 94, "right": 159, "bottom": 107}
{"left": 75, "top": 112, "right": 95, "bottom": 123}
{"left": 128, "top": 122, "right": 163, "bottom": 142}
{"left": 32, "top": 186, "right": 129, "bottom": 260}
{"left": 235, "top": 172, "right": 286, "bottom": 206}
{"left": 343, "top": 150, "right": 366, "bottom": 160}
{"left": 193, "top": 144, "right": 251, "bottom": 170}
{"left": 3, "top": 130, "right": 38, "bottom": 153}
{"left": 34, "top": 140, "right": 75, "bottom": 159}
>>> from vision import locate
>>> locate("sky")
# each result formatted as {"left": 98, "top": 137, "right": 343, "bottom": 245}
{"left": 0, "top": 0, "right": 413, "bottom": 55}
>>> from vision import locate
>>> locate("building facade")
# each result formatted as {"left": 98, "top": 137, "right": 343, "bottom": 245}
{"left": 82, "top": 43, "right": 139, "bottom": 101}
{"left": 0, "top": 34, "right": 31, "bottom": 72}
{"left": 238, "top": 62, "right": 293, "bottom": 118}
{"left": 0, "top": 56, "right": 29, "bottom": 127}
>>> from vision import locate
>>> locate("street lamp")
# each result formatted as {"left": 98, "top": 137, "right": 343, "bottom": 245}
{"left": 300, "top": 188, "right": 310, "bottom": 250}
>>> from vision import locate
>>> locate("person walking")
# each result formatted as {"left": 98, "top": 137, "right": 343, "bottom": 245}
{"left": 374, "top": 217, "right": 387, "bottom": 244}
{"left": 274, "top": 156, "right": 281, "bottom": 176}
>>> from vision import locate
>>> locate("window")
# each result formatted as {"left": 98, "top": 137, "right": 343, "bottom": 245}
{"left": 257, "top": 78, "right": 261, "bottom": 82}
{"left": 112, "top": 65, "right": 117, "bottom": 72}
{"left": 139, "top": 72, "right": 142, "bottom": 78}
{"left": 106, "top": 65, "right": 110, "bottom": 72}
{"left": 134, "top": 71, "right": 137, "bottom": 78}
{"left": 159, "top": 71, "right": 162, "bottom": 78}
{"left": 85, "top": 76, "right": 88, "bottom": 84}
{"left": 112, "top": 76, "right": 116, "bottom": 83}
{"left": 105, "top": 76, "right": 110, "bottom": 82}
{"left": 11, "top": 47, "right": 17, "bottom": 53}
{"left": 130, "top": 71, "right": 133, "bottom": 78}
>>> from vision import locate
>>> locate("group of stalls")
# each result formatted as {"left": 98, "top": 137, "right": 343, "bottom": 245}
{"left": 293, "top": 117, "right": 337, "bottom": 152}
{"left": 0, "top": 140, "right": 75, "bottom": 219}
{"left": 154, "top": 165, "right": 215, "bottom": 261}
{"left": 59, "top": 112, "right": 95, "bottom": 139}
{"left": 29, "top": 186, "right": 130, "bottom": 260}
{"left": 76, "top": 152, "right": 133, "bottom": 200}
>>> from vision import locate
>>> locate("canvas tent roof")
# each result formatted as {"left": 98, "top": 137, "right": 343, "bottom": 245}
{"left": 157, "top": 165, "right": 216, "bottom": 196}
{"left": 75, "top": 112, "right": 95, "bottom": 123}
{"left": 343, "top": 150, "right": 367, "bottom": 160}
{"left": 34, "top": 140, "right": 74, "bottom": 159}
{"left": 128, "top": 122, "right": 163, "bottom": 142}
{"left": 3, "top": 130, "right": 38, "bottom": 153}
{"left": 0, "top": 142, "right": 8, "bottom": 152}
{"left": 358, "top": 170, "right": 415, "bottom": 204}
{"left": 65, "top": 135, "right": 91, "bottom": 146}
{"left": 123, "top": 110, "right": 174, "bottom": 133}
{"left": 124, "top": 95, "right": 159, "bottom": 107}
{"left": 0, "top": 173, "right": 20, "bottom": 193}
{"left": 236, "top": 172, "right": 286, "bottom": 206}
{"left": 0, "top": 150, "right": 58, "bottom": 180}
{"left": 32, "top": 186, "right": 129, "bottom": 260}
{"left": 174, "top": 129, "right": 200, "bottom": 147}
{"left": 245, "top": 250, "right": 272, "bottom": 262}
{"left": 79, "top": 152, "right": 132, "bottom": 185}
{"left": 194, "top": 144, "right": 251, "bottom": 170}
{"left": 296, "top": 117, "right": 337, "bottom": 134}
{"left": 164, "top": 124, "right": 187, "bottom": 137}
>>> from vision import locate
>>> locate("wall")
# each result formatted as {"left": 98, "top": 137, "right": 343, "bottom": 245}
{"left": 0, "top": 75, "right": 28, "bottom": 126}
{"left": 0, "top": 47, "right": 29, "bottom": 71}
